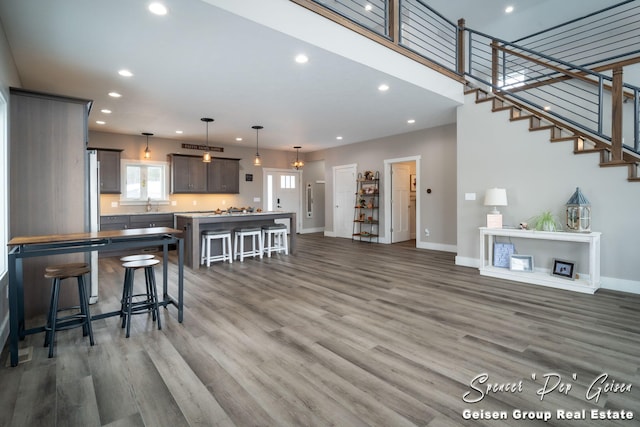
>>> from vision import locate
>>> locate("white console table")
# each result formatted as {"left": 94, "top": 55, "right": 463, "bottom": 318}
{"left": 479, "top": 227, "right": 601, "bottom": 294}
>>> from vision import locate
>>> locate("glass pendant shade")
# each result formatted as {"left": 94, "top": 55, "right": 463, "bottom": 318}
{"left": 292, "top": 146, "right": 304, "bottom": 169}
{"left": 201, "top": 117, "right": 214, "bottom": 163}
{"left": 252, "top": 125, "right": 263, "bottom": 167}
{"left": 142, "top": 132, "right": 153, "bottom": 159}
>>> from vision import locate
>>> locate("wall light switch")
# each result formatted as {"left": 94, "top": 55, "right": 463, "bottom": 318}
{"left": 111, "top": 202, "right": 118, "bottom": 208}
{"left": 465, "top": 192, "right": 476, "bottom": 201}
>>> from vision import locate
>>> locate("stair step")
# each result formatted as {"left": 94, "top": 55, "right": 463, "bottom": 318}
{"left": 599, "top": 160, "right": 635, "bottom": 168}
{"left": 551, "top": 136, "right": 580, "bottom": 142}
{"left": 574, "top": 148, "right": 606, "bottom": 155}
{"left": 529, "top": 124, "right": 555, "bottom": 132}
{"left": 627, "top": 177, "right": 640, "bottom": 182}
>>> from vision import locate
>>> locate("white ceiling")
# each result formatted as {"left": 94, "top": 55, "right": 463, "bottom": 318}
{"left": 0, "top": 0, "right": 623, "bottom": 152}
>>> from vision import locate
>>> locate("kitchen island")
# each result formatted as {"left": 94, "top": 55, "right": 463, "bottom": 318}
{"left": 175, "top": 211, "right": 296, "bottom": 269}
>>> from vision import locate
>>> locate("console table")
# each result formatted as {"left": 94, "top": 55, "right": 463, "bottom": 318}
{"left": 479, "top": 227, "right": 601, "bottom": 294}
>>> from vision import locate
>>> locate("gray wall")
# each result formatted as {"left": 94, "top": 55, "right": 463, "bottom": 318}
{"left": 457, "top": 92, "right": 639, "bottom": 293}
{"left": 309, "top": 124, "right": 457, "bottom": 247}
{"left": 0, "top": 20, "right": 21, "bottom": 350}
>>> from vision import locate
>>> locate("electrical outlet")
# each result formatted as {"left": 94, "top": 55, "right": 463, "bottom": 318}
{"left": 253, "top": 197, "right": 261, "bottom": 202}
{"left": 192, "top": 200, "right": 197, "bottom": 206}
{"left": 171, "top": 200, "right": 177, "bottom": 206}
{"left": 111, "top": 201, "right": 118, "bottom": 207}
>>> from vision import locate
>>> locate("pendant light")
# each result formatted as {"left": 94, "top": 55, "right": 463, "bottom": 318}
{"left": 292, "top": 145, "right": 304, "bottom": 169}
{"left": 142, "top": 132, "right": 153, "bottom": 159}
{"left": 201, "top": 117, "right": 214, "bottom": 163}
{"left": 252, "top": 125, "right": 263, "bottom": 166}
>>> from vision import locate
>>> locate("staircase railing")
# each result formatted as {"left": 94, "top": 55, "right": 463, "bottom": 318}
{"left": 290, "top": 0, "right": 640, "bottom": 157}
{"left": 512, "top": 0, "right": 640, "bottom": 70}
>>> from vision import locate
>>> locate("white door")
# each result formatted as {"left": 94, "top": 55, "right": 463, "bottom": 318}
{"left": 264, "top": 169, "right": 302, "bottom": 233}
{"left": 333, "top": 164, "right": 357, "bottom": 238}
{"left": 391, "top": 163, "right": 411, "bottom": 243}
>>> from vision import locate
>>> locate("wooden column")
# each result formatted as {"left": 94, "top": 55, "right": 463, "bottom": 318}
{"left": 491, "top": 40, "right": 499, "bottom": 93}
{"left": 457, "top": 19, "right": 465, "bottom": 75}
{"left": 611, "top": 66, "right": 623, "bottom": 161}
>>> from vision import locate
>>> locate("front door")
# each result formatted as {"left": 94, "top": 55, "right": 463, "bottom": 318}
{"left": 264, "top": 169, "right": 302, "bottom": 233}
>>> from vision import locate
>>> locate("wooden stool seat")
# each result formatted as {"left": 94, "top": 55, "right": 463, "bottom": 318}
{"left": 234, "top": 227, "right": 263, "bottom": 262}
{"left": 44, "top": 264, "right": 94, "bottom": 358}
{"left": 201, "top": 229, "right": 233, "bottom": 266}
{"left": 121, "top": 259, "right": 162, "bottom": 338}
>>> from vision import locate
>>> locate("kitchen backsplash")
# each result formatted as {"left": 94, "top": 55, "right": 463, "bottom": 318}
{"left": 100, "top": 193, "right": 260, "bottom": 215}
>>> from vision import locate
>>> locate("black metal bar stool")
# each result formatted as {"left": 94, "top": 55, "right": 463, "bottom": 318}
{"left": 119, "top": 254, "right": 155, "bottom": 322}
{"left": 121, "top": 258, "right": 162, "bottom": 338}
{"left": 43, "top": 263, "right": 94, "bottom": 358}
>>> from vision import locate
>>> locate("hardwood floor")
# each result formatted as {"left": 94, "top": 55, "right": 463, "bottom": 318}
{"left": 1, "top": 233, "right": 639, "bottom": 426}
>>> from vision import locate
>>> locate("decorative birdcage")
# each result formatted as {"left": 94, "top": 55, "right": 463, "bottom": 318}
{"left": 565, "top": 187, "right": 591, "bottom": 232}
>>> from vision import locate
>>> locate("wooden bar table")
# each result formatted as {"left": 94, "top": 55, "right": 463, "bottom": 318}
{"left": 7, "top": 227, "right": 184, "bottom": 367}
{"left": 175, "top": 211, "right": 296, "bottom": 269}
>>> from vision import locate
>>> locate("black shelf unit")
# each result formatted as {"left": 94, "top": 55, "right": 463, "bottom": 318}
{"left": 352, "top": 172, "right": 379, "bottom": 243}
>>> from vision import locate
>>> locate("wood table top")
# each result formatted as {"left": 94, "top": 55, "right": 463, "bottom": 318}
{"left": 8, "top": 227, "right": 182, "bottom": 246}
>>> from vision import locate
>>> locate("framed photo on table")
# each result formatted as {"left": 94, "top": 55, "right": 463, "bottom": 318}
{"left": 510, "top": 254, "right": 534, "bottom": 272}
{"left": 552, "top": 259, "right": 575, "bottom": 280}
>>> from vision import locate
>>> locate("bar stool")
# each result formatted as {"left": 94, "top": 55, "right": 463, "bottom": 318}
{"left": 233, "top": 227, "right": 263, "bottom": 262}
{"left": 200, "top": 229, "right": 233, "bottom": 266}
{"left": 120, "top": 254, "right": 155, "bottom": 320}
{"left": 262, "top": 224, "right": 289, "bottom": 257}
{"left": 44, "top": 264, "right": 94, "bottom": 358}
{"left": 121, "top": 258, "right": 161, "bottom": 338}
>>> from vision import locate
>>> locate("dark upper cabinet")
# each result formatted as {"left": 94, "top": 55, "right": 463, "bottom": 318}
{"left": 170, "top": 154, "right": 208, "bottom": 193}
{"left": 96, "top": 149, "right": 122, "bottom": 194}
{"left": 207, "top": 158, "right": 240, "bottom": 194}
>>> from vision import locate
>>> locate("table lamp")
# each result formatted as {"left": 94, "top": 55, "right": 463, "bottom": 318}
{"left": 484, "top": 188, "right": 507, "bottom": 228}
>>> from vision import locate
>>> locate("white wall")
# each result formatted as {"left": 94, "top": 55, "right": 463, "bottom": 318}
{"left": 457, "top": 92, "right": 640, "bottom": 293}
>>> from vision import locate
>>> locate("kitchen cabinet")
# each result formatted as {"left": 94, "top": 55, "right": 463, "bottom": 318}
{"left": 170, "top": 154, "right": 239, "bottom": 194}
{"left": 207, "top": 157, "right": 240, "bottom": 193}
{"left": 129, "top": 213, "right": 174, "bottom": 228}
{"left": 95, "top": 148, "right": 122, "bottom": 193}
{"left": 100, "top": 215, "right": 129, "bottom": 231}
{"left": 170, "top": 154, "right": 208, "bottom": 193}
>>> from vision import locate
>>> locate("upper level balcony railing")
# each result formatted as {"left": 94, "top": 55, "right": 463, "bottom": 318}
{"left": 291, "top": 0, "right": 640, "bottom": 156}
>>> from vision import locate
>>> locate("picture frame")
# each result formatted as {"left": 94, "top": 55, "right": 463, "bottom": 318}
{"left": 410, "top": 174, "right": 416, "bottom": 192}
{"left": 552, "top": 259, "right": 575, "bottom": 280}
{"left": 509, "top": 254, "right": 534, "bottom": 272}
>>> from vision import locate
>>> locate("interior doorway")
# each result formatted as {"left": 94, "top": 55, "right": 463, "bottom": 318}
{"left": 332, "top": 163, "right": 357, "bottom": 238}
{"left": 384, "top": 156, "right": 420, "bottom": 246}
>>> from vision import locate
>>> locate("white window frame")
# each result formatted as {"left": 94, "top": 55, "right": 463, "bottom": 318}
{"left": 119, "top": 159, "right": 170, "bottom": 205}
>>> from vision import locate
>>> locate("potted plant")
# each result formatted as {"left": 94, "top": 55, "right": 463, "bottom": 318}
{"left": 531, "top": 210, "right": 561, "bottom": 231}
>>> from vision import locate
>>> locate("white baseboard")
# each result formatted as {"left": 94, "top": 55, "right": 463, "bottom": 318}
{"left": 300, "top": 227, "right": 324, "bottom": 234}
{"left": 324, "top": 230, "right": 336, "bottom": 237}
{"left": 455, "top": 256, "right": 479, "bottom": 268}
{"left": 417, "top": 241, "right": 457, "bottom": 253}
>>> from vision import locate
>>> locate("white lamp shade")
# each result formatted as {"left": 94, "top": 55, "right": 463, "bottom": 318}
{"left": 484, "top": 188, "right": 508, "bottom": 207}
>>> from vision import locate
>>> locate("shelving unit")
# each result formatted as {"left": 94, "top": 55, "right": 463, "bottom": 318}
{"left": 479, "top": 227, "right": 601, "bottom": 294}
{"left": 353, "top": 172, "right": 379, "bottom": 243}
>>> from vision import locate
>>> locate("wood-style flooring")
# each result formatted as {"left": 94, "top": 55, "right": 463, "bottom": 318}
{"left": 1, "top": 233, "right": 639, "bottom": 426}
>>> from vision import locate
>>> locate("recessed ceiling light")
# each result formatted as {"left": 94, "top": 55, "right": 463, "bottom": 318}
{"left": 378, "top": 84, "right": 389, "bottom": 92}
{"left": 505, "top": 6, "right": 514, "bottom": 13}
{"left": 118, "top": 69, "right": 133, "bottom": 77}
{"left": 96, "top": 120, "right": 106, "bottom": 125}
{"left": 295, "top": 54, "right": 309, "bottom": 64}
{"left": 365, "top": 4, "right": 373, "bottom": 11}
{"left": 149, "top": 2, "right": 167, "bottom": 15}
{"left": 175, "top": 130, "right": 183, "bottom": 134}
{"left": 543, "top": 106, "right": 551, "bottom": 111}
{"left": 101, "top": 109, "right": 112, "bottom": 114}
{"left": 235, "top": 137, "right": 243, "bottom": 142}
{"left": 407, "top": 119, "right": 416, "bottom": 124}
{"left": 336, "top": 136, "right": 343, "bottom": 140}
{"left": 108, "top": 92, "right": 122, "bottom": 98}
